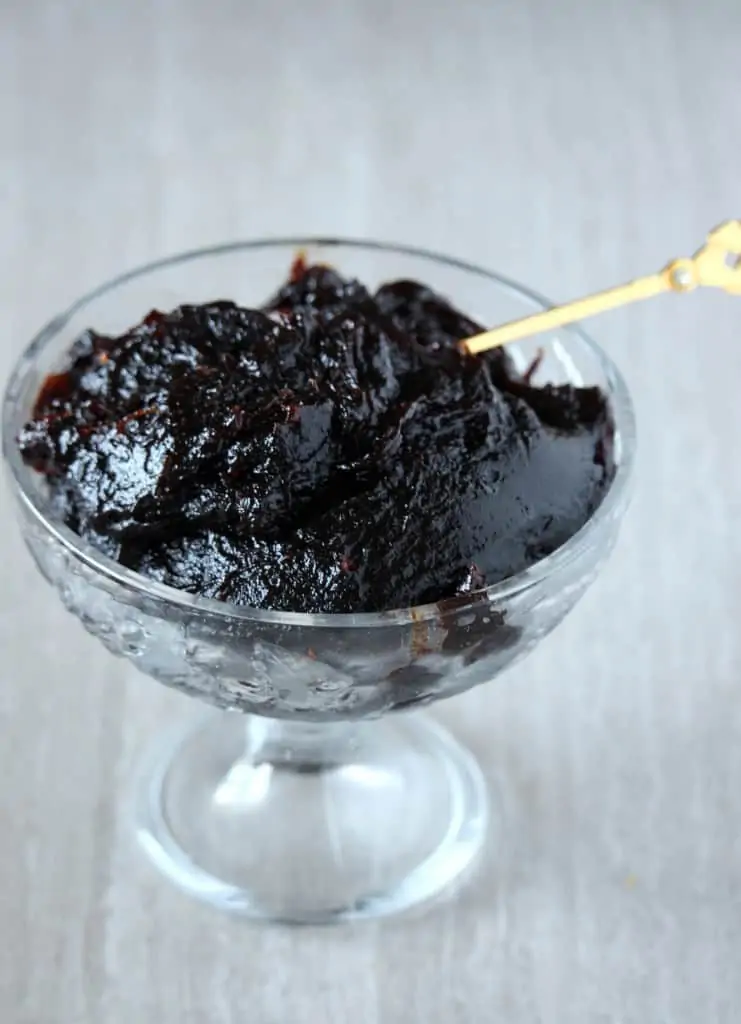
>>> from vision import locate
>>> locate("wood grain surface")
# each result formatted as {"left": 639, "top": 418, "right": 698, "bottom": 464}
{"left": 1, "top": 1, "right": 739, "bottom": 1021}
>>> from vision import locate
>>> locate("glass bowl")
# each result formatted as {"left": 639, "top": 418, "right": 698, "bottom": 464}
{"left": 1, "top": 239, "right": 636, "bottom": 923}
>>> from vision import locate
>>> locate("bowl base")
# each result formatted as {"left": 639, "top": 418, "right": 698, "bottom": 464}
{"left": 134, "top": 709, "right": 490, "bottom": 923}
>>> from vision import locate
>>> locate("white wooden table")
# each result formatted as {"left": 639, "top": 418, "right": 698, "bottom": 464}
{"left": 1, "top": 2, "right": 740, "bottom": 1021}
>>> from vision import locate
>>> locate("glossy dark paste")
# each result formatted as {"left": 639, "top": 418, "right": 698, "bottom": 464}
{"left": 19, "top": 259, "right": 614, "bottom": 613}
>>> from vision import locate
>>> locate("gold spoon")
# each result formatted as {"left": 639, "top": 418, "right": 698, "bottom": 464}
{"left": 460, "top": 220, "right": 741, "bottom": 356}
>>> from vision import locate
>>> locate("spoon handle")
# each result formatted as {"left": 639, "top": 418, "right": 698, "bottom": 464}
{"left": 461, "top": 220, "right": 741, "bottom": 355}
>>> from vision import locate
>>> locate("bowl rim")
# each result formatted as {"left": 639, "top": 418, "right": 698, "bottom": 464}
{"left": 2, "top": 236, "right": 637, "bottom": 628}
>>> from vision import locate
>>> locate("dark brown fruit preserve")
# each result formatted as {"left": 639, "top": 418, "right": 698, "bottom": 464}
{"left": 18, "top": 264, "right": 615, "bottom": 613}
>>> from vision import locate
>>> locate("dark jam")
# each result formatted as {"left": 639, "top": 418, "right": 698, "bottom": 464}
{"left": 18, "top": 262, "right": 614, "bottom": 613}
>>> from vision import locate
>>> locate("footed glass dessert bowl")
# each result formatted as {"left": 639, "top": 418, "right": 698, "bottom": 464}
{"left": 2, "top": 239, "right": 635, "bottom": 923}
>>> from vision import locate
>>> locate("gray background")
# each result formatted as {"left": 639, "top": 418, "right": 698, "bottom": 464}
{"left": 1, "top": 1, "right": 740, "bottom": 1021}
